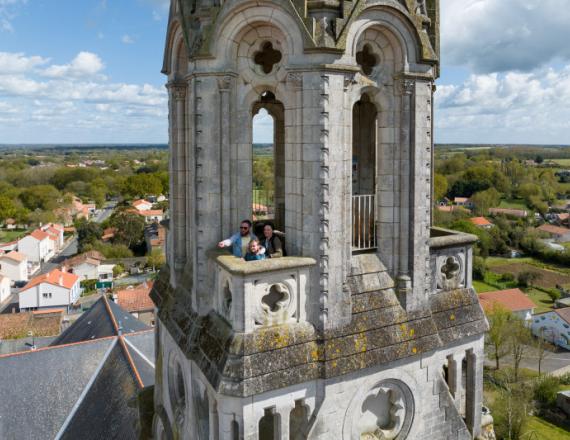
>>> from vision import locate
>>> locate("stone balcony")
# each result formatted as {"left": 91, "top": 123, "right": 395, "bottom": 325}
{"left": 208, "top": 250, "right": 316, "bottom": 332}
{"left": 428, "top": 227, "right": 478, "bottom": 293}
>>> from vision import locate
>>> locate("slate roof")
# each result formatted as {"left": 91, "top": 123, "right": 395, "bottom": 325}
{"left": 51, "top": 296, "right": 150, "bottom": 346}
{"left": 555, "top": 307, "right": 570, "bottom": 324}
{"left": 0, "top": 296, "right": 155, "bottom": 439}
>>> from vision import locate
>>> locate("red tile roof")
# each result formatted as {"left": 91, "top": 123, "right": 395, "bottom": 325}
{"left": 537, "top": 224, "right": 570, "bottom": 236}
{"left": 24, "top": 269, "right": 79, "bottom": 291}
{"left": 454, "top": 197, "right": 469, "bottom": 203}
{"left": 0, "top": 251, "right": 27, "bottom": 263}
{"left": 138, "top": 210, "right": 163, "bottom": 217}
{"left": 133, "top": 199, "right": 150, "bottom": 207}
{"left": 469, "top": 217, "right": 492, "bottom": 227}
{"left": 29, "top": 230, "right": 49, "bottom": 241}
{"left": 479, "top": 288, "right": 537, "bottom": 313}
{"left": 116, "top": 281, "right": 154, "bottom": 313}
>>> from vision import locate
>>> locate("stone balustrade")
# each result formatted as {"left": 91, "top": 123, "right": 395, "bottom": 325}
{"left": 428, "top": 227, "right": 478, "bottom": 293}
{"left": 208, "top": 250, "right": 316, "bottom": 332}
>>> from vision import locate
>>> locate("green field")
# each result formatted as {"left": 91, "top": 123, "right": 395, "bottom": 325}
{"left": 553, "top": 158, "right": 570, "bottom": 167}
{"left": 499, "top": 198, "right": 530, "bottom": 210}
{"left": 473, "top": 280, "right": 497, "bottom": 293}
{"left": 526, "top": 416, "right": 570, "bottom": 439}
{"left": 526, "top": 288, "right": 555, "bottom": 314}
{"left": 0, "top": 229, "right": 27, "bottom": 243}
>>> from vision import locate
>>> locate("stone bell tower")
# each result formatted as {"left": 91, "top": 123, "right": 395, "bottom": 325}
{"left": 150, "top": 0, "right": 490, "bottom": 439}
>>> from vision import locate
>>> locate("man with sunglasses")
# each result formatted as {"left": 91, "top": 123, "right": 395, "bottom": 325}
{"left": 217, "top": 219, "right": 265, "bottom": 258}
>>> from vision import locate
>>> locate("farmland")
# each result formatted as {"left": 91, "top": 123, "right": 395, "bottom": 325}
{"left": 490, "top": 263, "right": 570, "bottom": 289}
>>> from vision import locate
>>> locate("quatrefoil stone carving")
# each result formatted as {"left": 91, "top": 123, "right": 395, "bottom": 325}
{"left": 441, "top": 257, "right": 460, "bottom": 280}
{"left": 356, "top": 44, "right": 379, "bottom": 76}
{"left": 261, "top": 283, "right": 289, "bottom": 313}
{"left": 253, "top": 42, "right": 282, "bottom": 74}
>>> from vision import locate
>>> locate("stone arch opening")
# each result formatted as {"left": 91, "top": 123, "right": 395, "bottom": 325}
{"left": 252, "top": 91, "right": 285, "bottom": 231}
{"left": 167, "top": 356, "right": 187, "bottom": 429}
{"left": 289, "top": 399, "right": 310, "bottom": 440}
{"left": 231, "top": 420, "right": 240, "bottom": 440}
{"left": 352, "top": 93, "right": 378, "bottom": 252}
{"left": 259, "top": 407, "right": 280, "bottom": 440}
{"left": 192, "top": 380, "right": 210, "bottom": 440}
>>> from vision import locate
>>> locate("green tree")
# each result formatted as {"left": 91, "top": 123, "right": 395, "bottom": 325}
{"left": 146, "top": 248, "right": 165, "bottom": 272}
{"left": 109, "top": 210, "right": 145, "bottom": 248}
{"left": 433, "top": 173, "right": 448, "bottom": 201}
{"left": 0, "top": 195, "right": 17, "bottom": 222}
{"left": 492, "top": 381, "right": 531, "bottom": 440}
{"left": 533, "top": 329, "right": 555, "bottom": 376}
{"left": 18, "top": 185, "right": 60, "bottom": 211}
{"left": 485, "top": 303, "right": 511, "bottom": 370}
{"left": 470, "top": 187, "right": 500, "bottom": 216}
{"left": 76, "top": 219, "right": 102, "bottom": 252}
{"left": 121, "top": 174, "right": 163, "bottom": 198}
{"left": 517, "top": 271, "right": 540, "bottom": 288}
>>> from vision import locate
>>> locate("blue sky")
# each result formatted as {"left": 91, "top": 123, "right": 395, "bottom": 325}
{"left": 1, "top": 0, "right": 569, "bottom": 144}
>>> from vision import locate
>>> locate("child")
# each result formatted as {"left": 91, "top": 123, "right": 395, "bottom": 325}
{"left": 244, "top": 239, "right": 266, "bottom": 261}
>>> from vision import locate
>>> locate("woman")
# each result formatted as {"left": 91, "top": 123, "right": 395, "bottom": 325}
{"left": 261, "top": 223, "right": 283, "bottom": 258}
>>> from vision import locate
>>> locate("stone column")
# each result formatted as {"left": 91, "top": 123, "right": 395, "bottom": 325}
{"left": 447, "top": 353, "right": 463, "bottom": 408}
{"left": 209, "top": 397, "right": 219, "bottom": 440}
{"left": 168, "top": 83, "right": 187, "bottom": 274}
{"left": 277, "top": 402, "right": 295, "bottom": 440}
{"left": 395, "top": 78, "right": 414, "bottom": 302}
{"left": 218, "top": 75, "right": 233, "bottom": 239}
{"left": 465, "top": 348, "right": 482, "bottom": 437}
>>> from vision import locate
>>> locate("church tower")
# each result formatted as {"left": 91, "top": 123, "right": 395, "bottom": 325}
{"left": 151, "top": 1, "right": 489, "bottom": 438}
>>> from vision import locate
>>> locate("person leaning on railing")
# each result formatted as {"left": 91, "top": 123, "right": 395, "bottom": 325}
{"left": 261, "top": 223, "right": 285, "bottom": 258}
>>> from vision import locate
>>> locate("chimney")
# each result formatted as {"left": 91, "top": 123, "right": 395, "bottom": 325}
{"left": 59, "top": 273, "right": 64, "bottom": 286}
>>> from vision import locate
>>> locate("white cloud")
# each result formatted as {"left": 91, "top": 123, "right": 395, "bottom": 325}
{"left": 42, "top": 51, "right": 104, "bottom": 78}
{"left": 441, "top": 0, "right": 570, "bottom": 73}
{"left": 435, "top": 65, "right": 570, "bottom": 143}
{"left": 0, "top": 0, "right": 27, "bottom": 32}
{"left": 0, "top": 52, "right": 49, "bottom": 74}
{"left": 0, "top": 50, "right": 168, "bottom": 143}
{"left": 121, "top": 34, "right": 135, "bottom": 44}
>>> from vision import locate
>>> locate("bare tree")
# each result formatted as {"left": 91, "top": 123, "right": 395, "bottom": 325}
{"left": 508, "top": 317, "right": 532, "bottom": 383}
{"left": 534, "top": 328, "right": 555, "bottom": 376}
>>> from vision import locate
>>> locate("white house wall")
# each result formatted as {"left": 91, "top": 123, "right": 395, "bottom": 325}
{"left": 0, "top": 259, "right": 27, "bottom": 282}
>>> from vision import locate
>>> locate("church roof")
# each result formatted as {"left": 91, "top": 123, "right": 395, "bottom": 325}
{"left": 0, "top": 295, "right": 154, "bottom": 439}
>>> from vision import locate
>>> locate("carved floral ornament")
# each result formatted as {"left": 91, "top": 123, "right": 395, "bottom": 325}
{"left": 253, "top": 278, "right": 297, "bottom": 327}
{"left": 345, "top": 379, "right": 414, "bottom": 440}
{"left": 253, "top": 41, "right": 282, "bottom": 74}
{"left": 436, "top": 253, "right": 465, "bottom": 291}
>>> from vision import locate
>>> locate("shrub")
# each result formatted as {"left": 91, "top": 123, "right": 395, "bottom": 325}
{"left": 533, "top": 375, "right": 560, "bottom": 410}
{"left": 499, "top": 273, "right": 516, "bottom": 283}
{"left": 113, "top": 263, "right": 125, "bottom": 278}
{"left": 473, "top": 256, "right": 487, "bottom": 281}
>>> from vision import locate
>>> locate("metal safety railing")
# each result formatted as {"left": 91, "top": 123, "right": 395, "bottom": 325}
{"left": 352, "top": 194, "right": 377, "bottom": 252}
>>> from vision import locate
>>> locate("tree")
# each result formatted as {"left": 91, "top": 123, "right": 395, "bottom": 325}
{"left": 472, "top": 256, "right": 487, "bottom": 281}
{"left": 492, "top": 381, "right": 532, "bottom": 440}
{"left": 533, "top": 329, "right": 555, "bottom": 376}
{"left": 508, "top": 317, "right": 532, "bottom": 383}
{"left": 485, "top": 303, "right": 511, "bottom": 370}
{"left": 121, "top": 174, "right": 163, "bottom": 199}
{"left": 470, "top": 188, "right": 500, "bottom": 216}
{"left": 433, "top": 173, "right": 448, "bottom": 201}
{"left": 18, "top": 185, "right": 60, "bottom": 211}
{"left": 146, "top": 249, "right": 165, "bottom": 272}
{"left": 517, "top": 271, "right": 540, "bottom": 288}
{"left": 109, "top": 210, "right": 145, "bottom": 248}
{"left": 535, "top": 155, "right": 544, "bottom": 164}
{"left": 0, "top": 195, "right": 17, "bottom": 222}
{"left": 113, "top": 264, "right": 125, "bottom": 278}
{"left": 76, "top": 219, "right": 102, "bottom": 252}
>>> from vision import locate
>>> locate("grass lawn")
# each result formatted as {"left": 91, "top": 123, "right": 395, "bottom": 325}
{"left": 485, "top": 256, "right": 537, "bottom": 268}
{"left": 525, "top": 288, "right": 554, "bottom": 313}
{"left": 0, "top": 229, "right": 27, "bottom": 243}
{"left": 499, "top": 198, "right": 530, "bottom": 210}
{"left": 473, "top": 280, "right": 497, "bottom": 293}
{"left": 526, "top": 416, "right": 570, "bottom": 439}
{"left": 553, "top": 158, "right": 570, "bottom": 167}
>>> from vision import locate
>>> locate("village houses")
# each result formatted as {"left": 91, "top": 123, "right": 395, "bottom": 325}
{"left": 19, "top": 269, "right": 80, "bottom": 312}
{"left": 479, "top": 288, "right": 537, "bottom": 323}
{"left": 0, "top": 251, "right": 28, "bottom": 283}
{"left": 17, "top": 230, "right": 53, "bottom": 263}
{"left": 0, "top": 275, "right": 10, "bottom": 304}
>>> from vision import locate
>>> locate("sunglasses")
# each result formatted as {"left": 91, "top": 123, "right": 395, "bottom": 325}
{"left": 240, "top": 226, "right": 249, "bottom": 230}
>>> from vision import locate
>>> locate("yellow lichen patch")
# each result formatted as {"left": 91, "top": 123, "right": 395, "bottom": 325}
{"left": 354, "top": 333, "right": 368, "bottom": 354}
{"left": 409, "top": 328, "right": 415, "bottom": 337}
{"left": 412, "top": 347, "right": 417, "bottom": 354}
{"left": 450, "top": 314, "right": 455, "bottom": 321}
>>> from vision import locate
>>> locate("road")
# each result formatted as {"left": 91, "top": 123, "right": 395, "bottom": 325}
{"left": 486, "top": 345, "right": 570, "bottom": 374}
{"left": 93, "top": 203, "right": 116, "bottom": 224}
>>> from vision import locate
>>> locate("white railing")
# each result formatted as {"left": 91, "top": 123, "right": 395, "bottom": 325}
{"left": 352, "top": 194, "right": 377, "bottom": 252}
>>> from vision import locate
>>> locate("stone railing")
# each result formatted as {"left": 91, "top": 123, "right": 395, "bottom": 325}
{"left": 208, "top": 250, "right": 316, "bottom": 332}
{"left": 428, "top": 227, "right": 478, "bottom": 293}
